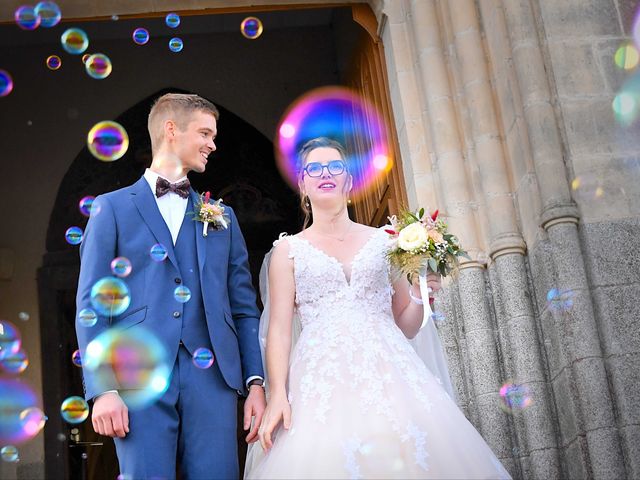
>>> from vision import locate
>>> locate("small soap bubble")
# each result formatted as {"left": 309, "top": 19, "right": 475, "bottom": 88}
{"left": 57, "top": 433, "right": 66, "bottom": 442}
{"left": 173, "top": 286, "right": 191, "bottom": 303}
{"left": 615, "top": 43, "right": 640, "bottom": 70}
{"left": 71, "top": 349, "right": 82, "bottom": 367}
{"left": 111, "top": 15, "right": 119, "bottom": 21}
{"left": 169, "top": 37, "right": 183, "bottom": 53}
{"left": 110, "top": 257, "right": 132, "bottom": 278}
{"left": 1, "top": 445, "right": 19, "bottom": 463}
{"left": 61, "top": 28, "right": 89, "bottom": 55}
{"left": 0, "top": 70, "right": 14, "bottom": 97}
{"left": 77, "top": 308, "right": 98, "bottom": 328}
{"left": 46, "top": 55, "right": 62, "bottom": 70}
{"left": 19, "top": 407, "right": 46, "bottom": 437}
{"left": 60, "top": 396, "right": 89, "bottom": 424}
{"left": 149, "top": 243, "right": 168, "bottom": 262}
{"left": 165, "top": 13, "right": 180, "bottom": 28}
{"left": 15, "top": 6, "right": 41, "bottom": 31}
{"left": 65, "top": 226, "right": 83, "bottom": 245}
{"left": 90, "top": 277, "right": 131, "bottom": 317}
{"left": 546, "top": 288, "right": 575, "bottom": 312}
{"left": 35, "top": 1, "right": 61, "bottom": 28}
{"left": 499, "top": 382, "right": 532, "bottom": 413}
{"left": 87, "top": 121, "right": 129, "bottom": 161}
{"left": 132, "top": 28, "right": 149, "bottom": 45}
{"left": 240, "top": 17, "right": 263, "bottom": 40}
{"left": 85, "top": 53, "right": 112, "bottom": 79}
{"left": 0, "top": 321, "right": 22, "bottom": 361}
{"left": 18, "top": 312, "right": 29, "bottom": 322}
{"left": 78, "top": 196, "right": 96, "bottom": 217}
{"left": 81, "top": 53, "right": 91, "bottom": 64}
{"left": 0, "top": 348, "right": 29, "bottom": 375}
{"left": 192, "top": 348, "right": 214, "bottom": 369}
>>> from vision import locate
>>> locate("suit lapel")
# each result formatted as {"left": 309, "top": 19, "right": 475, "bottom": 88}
{"left": 190, "top": 188, "right": 207, "bottom": 274}
{"left": 130, "top": 177, "right": 179, "bottom": 270}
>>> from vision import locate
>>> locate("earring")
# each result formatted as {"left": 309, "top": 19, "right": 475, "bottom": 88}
{"left": 347, "top": 198, "right": 352, "bottom": 205}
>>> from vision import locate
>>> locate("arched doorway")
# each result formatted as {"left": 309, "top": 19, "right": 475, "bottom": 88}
{"left": 38, "top": 89, "right": 300, "bottom": 479}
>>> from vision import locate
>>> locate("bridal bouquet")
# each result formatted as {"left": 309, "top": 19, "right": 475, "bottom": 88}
{"left": 386, "top": 207, "right": 468, "bottom": 328}
{"left": 386, "top": 207, "right": 468, "bottom": 282}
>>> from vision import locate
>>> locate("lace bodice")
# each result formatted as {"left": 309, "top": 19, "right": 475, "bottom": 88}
{"left": 284, "top": 228, "right": 394, "bottom": 330}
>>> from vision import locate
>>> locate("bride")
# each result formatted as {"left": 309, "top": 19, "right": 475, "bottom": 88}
{"left": 245, "top": 137, "right": 511, "bottom": 479}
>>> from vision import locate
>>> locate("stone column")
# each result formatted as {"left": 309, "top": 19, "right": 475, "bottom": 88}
{"left": 444, "top": 1, "right": 561, "bottom": 477}
{"left": 406, "top": 0, "right": 514, "bottom": 469}
{"left": 501, "top": 1, "right": 625, "bottom": 478}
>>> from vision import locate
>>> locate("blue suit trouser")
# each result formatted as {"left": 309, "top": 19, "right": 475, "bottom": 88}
{"left": 114, "top": 344, "right": 239, "bottom": 479}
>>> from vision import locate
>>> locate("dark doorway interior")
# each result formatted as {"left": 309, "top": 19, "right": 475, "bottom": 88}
{"left": 38, "top": 88, "right": 300, "bottom": 479}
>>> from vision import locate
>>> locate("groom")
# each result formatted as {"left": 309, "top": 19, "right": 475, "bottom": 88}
{"left": 75, "top": 93, "right": 265, "bottom": 478}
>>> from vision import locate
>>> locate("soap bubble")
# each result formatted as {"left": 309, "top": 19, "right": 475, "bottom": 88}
{"left": 46, "top": 55, "right": 62, "bottom": 70}
{"left": 110, "top": 257, "right": 132, "bottom": 278}
{"left": 78, "top": 196, "right": 96, "bottom": 217}
{"left": 15, "top": 6, "right": 41, "bottom": 31}
{"left": 61, "top": 28, "right": 89, "bottom": 55}
{"left": 173, "top": 286, "right": 191, "bottom": 303}
{"left": 85, "top": 53, "right": 112, "bottom": 79}
{"left": 169, "top": 37, "right": 183, "bottom": 53}
{"left": 132, "top": 28, "right": 149, "bottom": 45}
{"left": 1, "top": 445, "right": 19, "bottom": 463}
{"left": 192, "top": 348, "right": 214, "bottom": 369}
{"left": 149, "top": 243, "right": 168, "bottom": 262}
{"left": 77, "top": 308, "right": 98, "bottom": 328}
{"left": 90, "top": 277, "right": 131, "bottom": 317}
{"left": 0, "top": 378, "right": 40, "bottom": 444}
{"left": 0, "top": 320, "right": 22, "bottom": 361}
{"left": 18, "top": 312, "right": 29, "bottom": 322}
{"left": 240, "top": 17, "right": 263, "bottom": 40}
{"left": 35, "top": 1, "right": 61, "bottom": 28}
{"left": 60, "top": 396, "right": 89, "bottom": 424}
{"left": 165, "top": 13, "right": 180, "bottom": 28}
{"left": 0, "top": 349, "right": 29, "bottom": 375}
{"left": 499, "top": 382, "right": 532, "bottom": 413}
{"left": 87, "top": 121, "right": 129, "bottom": 161}
{"left": 65, "top": 226, "right": 83, "bottom": 245}
{"left": 71, "top": 349, "right": 82, "bottom": 367}
{"left": 0, "top": 70, "right": 14, "bottom": 97}
{"left": 19, "top": 407, "right": 46, "bottom": 437}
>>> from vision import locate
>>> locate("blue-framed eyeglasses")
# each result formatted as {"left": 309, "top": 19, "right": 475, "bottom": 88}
{"left": 303, "top": 160, "right": 346, "bottom": 178}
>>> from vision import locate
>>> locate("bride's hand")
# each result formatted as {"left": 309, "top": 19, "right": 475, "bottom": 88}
{"left": 258, "top": 392, "right": 291, "bottom": 452}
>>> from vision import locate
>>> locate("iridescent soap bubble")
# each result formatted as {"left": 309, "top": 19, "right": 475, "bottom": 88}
{"left": 18, "top": 312, "right": 29, "bottom": 322}
{"left": 85, "top": 53, "right": 112, "bottom": 79}
{"left": 19, "top": 407, "right": 46, "bottom": 437}
{"left": 0, "top": 320, "right": 22, "bottom": 361}
{"left": 149, "top": 243, "right": 168, "bottom": 262}
{"left": 87, "top": 121, "right": 129, "bottom": 161}
{"left": 0, "top": 349, "right": 29, "bottom": 375}
{"left": 77, "top": 308, "right": 98, "bottom": 328}
{"left": 240, "top": 17, "right": 263, "bottom": 39}
{"left": 0, "top": 378, "right": 39, "bottom": 444}
{"left": 71, "top": 349, "right": 82, "bottom": 367}
{"left": 173, "top": 285, "right": 191, "bottom": 303}
{"left": 275, "top": 86, "right": 392, "bottom": 201}
{"left": 15, "top": 6, "right": 41, "bottom": 31}
{"left": 165, "top": 12, "right": 180, "bottom": 28}
{"left": 46, "top": 55, "right": 62, "bottom": 70}
{"left": 90, "top": 277, "right": 130, "bottom": 317}
{"left": 81, "top": 53, "right": 91, "bottom": 64}
{"left": 65, "top": 226, "right": 83, "bottom": 245}
{"left": 546, "top": 288, "right": 575, "bottom": 313}
{"left": 571, "top": 174, "right": 606, "bottom": 204}
{"left": 61, "top": 28, "right": 89, "bottom": 55}
{"left": 169, "top": 37, "right": 183, "bottom": 53}
{"left": 60, "top": 396, "right": 89, "bottom": 424}
{"left": 132, "top": 28, "right": 149, "bottom": 45}
{"left": 78, "top": 196, "right": 96, "bottom": 217}
{"left": 84, "top": 326, "right": 171, "bottom": 409}
{"left": 35, "top": 1, "right": 61, "bottom": 28}
{"left": 110, "top": 257, "right": 132, "bottom": 278}
{"left": 499, "top": 382, "right": 532, "bottom": 413}
{"left": 0, "top": 70, "right": 14, "bottom": 97}
{"left": 1, "top": 445, "right": 19, "bottom": 463}
{"left": 192, "top": 348, "right": 214, "bottom": 369}
{"left": 615, "top": 43, "right": 639, "bottom": 70}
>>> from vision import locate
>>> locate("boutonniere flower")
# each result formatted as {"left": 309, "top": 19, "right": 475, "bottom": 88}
{"left": 190, "top": 191, "right": 229, "bottom": 236}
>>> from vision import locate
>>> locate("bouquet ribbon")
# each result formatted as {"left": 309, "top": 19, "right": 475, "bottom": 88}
{"left": 418, "top": 273, "right": 434, "bottom": 329}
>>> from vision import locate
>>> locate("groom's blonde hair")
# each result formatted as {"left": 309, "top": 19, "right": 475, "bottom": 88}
{"left": 148, "top": 93, "right": 219, "bottom": 154}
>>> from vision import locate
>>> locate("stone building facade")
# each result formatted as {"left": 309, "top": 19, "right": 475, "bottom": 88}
{"left": 0, "top": 0, "right": 638, "bottom": 478}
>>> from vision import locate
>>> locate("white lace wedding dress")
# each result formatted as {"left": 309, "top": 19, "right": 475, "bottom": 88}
{"left": 245, "top": 229, "right": 511, "bottom": 479}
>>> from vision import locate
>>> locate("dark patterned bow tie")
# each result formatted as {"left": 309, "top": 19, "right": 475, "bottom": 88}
{"left": 155, "top": 177, "right": 190, "bottom": 199}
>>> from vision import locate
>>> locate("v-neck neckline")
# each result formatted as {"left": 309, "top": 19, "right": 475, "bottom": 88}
{"left": 295, "top": 229, "right": 381, "bottom": 286}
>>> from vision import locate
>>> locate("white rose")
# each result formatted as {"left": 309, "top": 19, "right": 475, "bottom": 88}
{"left": 397, "top": 222, "right": 429, "bottom": 251}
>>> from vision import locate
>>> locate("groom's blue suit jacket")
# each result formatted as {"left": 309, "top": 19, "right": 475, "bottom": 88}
{"left": 75, "top": 177, "right": 263, "bottom": 400}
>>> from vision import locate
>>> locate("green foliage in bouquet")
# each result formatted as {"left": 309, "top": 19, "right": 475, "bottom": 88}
{"left": 386, "top": 207, "right": 469, "bottom": 282}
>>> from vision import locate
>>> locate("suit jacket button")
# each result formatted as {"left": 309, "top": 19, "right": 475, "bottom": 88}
{"left": 174, "top": 278, "right": 182, "bottom": 284}
{"left": 173, "top": 311, "right": 181, "bottom": 318}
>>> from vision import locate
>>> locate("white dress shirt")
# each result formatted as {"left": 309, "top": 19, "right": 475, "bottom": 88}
{"left": 143, "top": 168, "right": 189, "bottom": 245}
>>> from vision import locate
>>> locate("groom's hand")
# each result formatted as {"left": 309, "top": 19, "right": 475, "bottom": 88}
{"left": 92, "top": 392, "right": 129, "bottom": 438}
{"left": 244, "top": 385, "right": 266, "bottom": 443}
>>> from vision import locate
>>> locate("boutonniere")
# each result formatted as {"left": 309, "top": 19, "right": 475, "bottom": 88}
{"left": 190, "top": 191, "right": 229, "bottom": 236}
